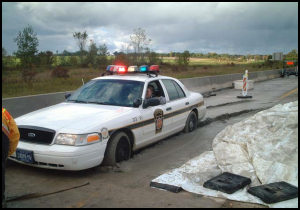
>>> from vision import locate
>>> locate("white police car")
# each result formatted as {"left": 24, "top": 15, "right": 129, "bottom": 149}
{"left": 9, "top": 65, "right": 206, "bottom": 171}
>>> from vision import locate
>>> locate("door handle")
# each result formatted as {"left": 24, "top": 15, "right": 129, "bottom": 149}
{"left": 166, "top": 107, "right": 172, "bottom": 111}
{"left": 185, "top": 102, "right": 190, "bottom": 105}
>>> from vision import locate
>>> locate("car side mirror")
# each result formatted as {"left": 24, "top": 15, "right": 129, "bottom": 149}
{"left": 143, "top": 98, "right": 161, "bottom": 109}
{"left": 133, "top": 98, "right": 142, "bottom": 108}
{"left": 65, "top": 93, "right": 72, "bottom": 99}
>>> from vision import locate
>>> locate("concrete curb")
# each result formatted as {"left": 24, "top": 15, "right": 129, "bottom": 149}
{"left": 180, "top": 69, "right": 281, "bottom": 94}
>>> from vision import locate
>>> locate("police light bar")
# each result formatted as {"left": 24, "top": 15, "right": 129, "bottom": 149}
{"left": 149, "top": 65, "right": 159, "bottom": 72}
{"left": 106, "top": 65, "right": 115, "bottom": 72}
{"left": 139, "top": 65, "right": 149, "bottom": 72}
{"left": 128, "top": 66, "right": 139, "bottom": 72}
{"left": 112, "top": 65, "right": 119, "bottom": 72}
{"left": 118, "top": 66, "right": 127, "bottom": 73}
{"left": 106, "top": 65, "right": 127, "bottom": 73}
{"left": 105, "top": 64, "right": 160, "bottom": 75}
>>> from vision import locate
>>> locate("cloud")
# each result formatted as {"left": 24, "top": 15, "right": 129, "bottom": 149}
{"left": 2, "top": 2, "right": 298, "bottom": 55}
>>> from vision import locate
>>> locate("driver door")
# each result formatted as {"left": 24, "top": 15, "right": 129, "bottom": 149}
{"left": 136, "top": 80, "right": 170, "bottom": 147}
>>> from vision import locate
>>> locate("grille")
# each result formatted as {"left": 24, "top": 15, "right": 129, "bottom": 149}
{"left": 19, "top": 126, "right": 56, "bottom": 145}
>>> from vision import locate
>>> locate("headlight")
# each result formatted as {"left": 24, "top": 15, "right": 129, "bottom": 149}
{"left": 54, "top": 133, "right": 102, "bottom": 146}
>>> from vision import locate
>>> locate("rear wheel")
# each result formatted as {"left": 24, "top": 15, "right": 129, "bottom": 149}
{"left": 102, "top": 131, "right": 131, "bottom": 166}
{"left": 183, "top": 111, "right": 198, "bottom": 133}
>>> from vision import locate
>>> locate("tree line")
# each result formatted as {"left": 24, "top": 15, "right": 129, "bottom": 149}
{"left": 2, "top": 25, "right": 298, "bottom": 82}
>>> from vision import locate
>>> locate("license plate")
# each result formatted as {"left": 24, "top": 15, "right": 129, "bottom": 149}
{"left": 16, "top": 149, "right": 35, "bottom": 164}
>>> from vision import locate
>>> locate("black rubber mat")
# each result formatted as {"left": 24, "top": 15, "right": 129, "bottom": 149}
{"left": 247, "top": 181, "right": 298, "bottom": 204}
{"left": 237, "top": 95, "right": 253, "bottom": 98}
{"left": 203, "top": 172, "right": 251, "bottom": 194}
{"left": 150, "top": 182, "right": 183, "bottom": 193}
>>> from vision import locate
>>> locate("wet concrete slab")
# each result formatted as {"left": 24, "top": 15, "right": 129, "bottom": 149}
{"left": 201, "top": 77, "right": 298, "bottom": 120}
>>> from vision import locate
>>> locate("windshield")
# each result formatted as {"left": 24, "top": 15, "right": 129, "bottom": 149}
{"left": 67, "top": 79, "right": 144, "bottom": 107}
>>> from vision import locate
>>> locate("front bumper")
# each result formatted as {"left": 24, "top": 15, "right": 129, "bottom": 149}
{"left": 9, "top": 141, "right": 107, "bottom": 171}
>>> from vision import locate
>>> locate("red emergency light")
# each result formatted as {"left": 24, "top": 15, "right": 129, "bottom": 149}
{"left": 106, "top": 65, "right": 127, "bottom": 74}
{"left": 286, "top": 61, "right": 294, "bottom": 65}
{"left": 149, "top": 65, "right": 160, "bottom": 72}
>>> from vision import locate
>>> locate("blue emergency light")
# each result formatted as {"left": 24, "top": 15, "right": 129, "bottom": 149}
{"left": 139, "top": 65, "right": 149, "bottom": 72}
{"left": 106, "top": 65, "right": 115, "bottom": 72}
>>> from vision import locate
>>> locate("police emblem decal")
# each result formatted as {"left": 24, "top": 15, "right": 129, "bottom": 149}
{"left": 154, "top": 109, "right": 164, "bottom": 134}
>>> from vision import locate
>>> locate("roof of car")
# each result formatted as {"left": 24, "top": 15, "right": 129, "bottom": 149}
{"left": 92, "top": 74, "right": 174, "bottom": 82}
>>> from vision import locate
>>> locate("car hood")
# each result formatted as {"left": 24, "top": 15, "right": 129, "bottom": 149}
{"left": 15, "top": 102, "right": 133, "bottom": 133}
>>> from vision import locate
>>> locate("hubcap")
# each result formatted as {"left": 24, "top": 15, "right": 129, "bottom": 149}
{"left": 189, "top": 115, "right": 196, "bottom": 131}
{"left": 189, "top": 120, "right": 194, "bottom": 130}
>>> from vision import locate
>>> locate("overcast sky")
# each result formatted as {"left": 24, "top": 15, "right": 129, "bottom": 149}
{"left": 2, "top": 2, "right": 298, "bottom": 55}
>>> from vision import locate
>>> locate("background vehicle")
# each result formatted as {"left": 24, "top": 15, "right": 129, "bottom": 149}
{"left": 280, "top": 61, "right": 298, "bottom": 77}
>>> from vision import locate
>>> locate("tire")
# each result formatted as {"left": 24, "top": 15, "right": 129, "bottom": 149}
{"left": 183, "top": 111, "right": 198, "bottom": 133}
{"left": 102, "top": 131, "right": 132, "bottom": 166}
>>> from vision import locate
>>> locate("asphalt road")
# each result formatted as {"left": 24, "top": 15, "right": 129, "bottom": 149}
{"left": 5, "top": 76, "right": 298, "bottom": 208}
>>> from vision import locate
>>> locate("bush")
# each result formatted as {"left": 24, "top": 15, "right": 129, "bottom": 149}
{"left": 96, "top": 56, "right": 108, "bottom": 69}
{"left": 263, "top": 60, "right": 274, "bottom": 67}
{"left": 261, "top": 60, "right": 284, "bottom": 69}
{"left": 88, "top": 63, "right": 93, "bottom": 69}
{"left": 173, "top": 65, "right": 180, "bottom": 72}
{"left": 80, "top": 56, "right": 89, "bottom": 68}
{"left": 22, "top": 68, "right": 37, "bottom": 83}
{"left": 226, "top": 62, "right": 235, "bottom": 66}
{"left": 60, "top": 56, "right": 71, "bottom": 67}
{"left": 51, "top": 66, "right": 69, "bottom": 78}
{"left": 37, "top": 51, "right": 54, "bottom": 68}
{"left": 146, "top": 51, "right": 161, "bottom": 65}
{"left": 69, "top": 56, "right": 79, "bottom": 67}
{"left": 174, "top": 51, "right": 190, "bottom": 70}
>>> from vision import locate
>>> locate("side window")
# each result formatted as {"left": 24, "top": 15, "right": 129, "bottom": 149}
{"left": 172, "top": 80, "right": 186, "bottom": 98}
{"left": 162, "top": 79, "right": 179, "bottom": 101}
{"left": 146, "top": 80, "right": 165, "bottom": 98}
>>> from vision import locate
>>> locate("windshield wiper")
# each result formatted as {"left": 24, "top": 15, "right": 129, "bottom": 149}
{"left": 87, "top": 101, "right": 112, "bottom": 105}
{"left": 67, "top": 99, "right": 88, "bottom": 103}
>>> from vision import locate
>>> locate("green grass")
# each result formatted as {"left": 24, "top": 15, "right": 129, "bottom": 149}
{"left": 2, "top": 57, "right": 280, "bottom": 98}
{"left": 3, "top": 56, "right": 264, "bottom": 69}
{"left": 2, "top": 68, "right": 100, "bottom": 98}
{"left": 3, "top": 55, "right": 116, "bottom": 69}
{"left": 161, "top": 63, "right": 278, "bottom": 79}
{"left": 162, "top": 57, "right": 265, "bottom": 66}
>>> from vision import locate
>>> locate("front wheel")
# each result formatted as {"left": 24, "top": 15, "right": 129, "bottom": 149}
{"left": 102, "top": 131, "right": 131, "bottom": 166}
{"left": 183, "top": 111, "right": 198, "bottom": 133}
